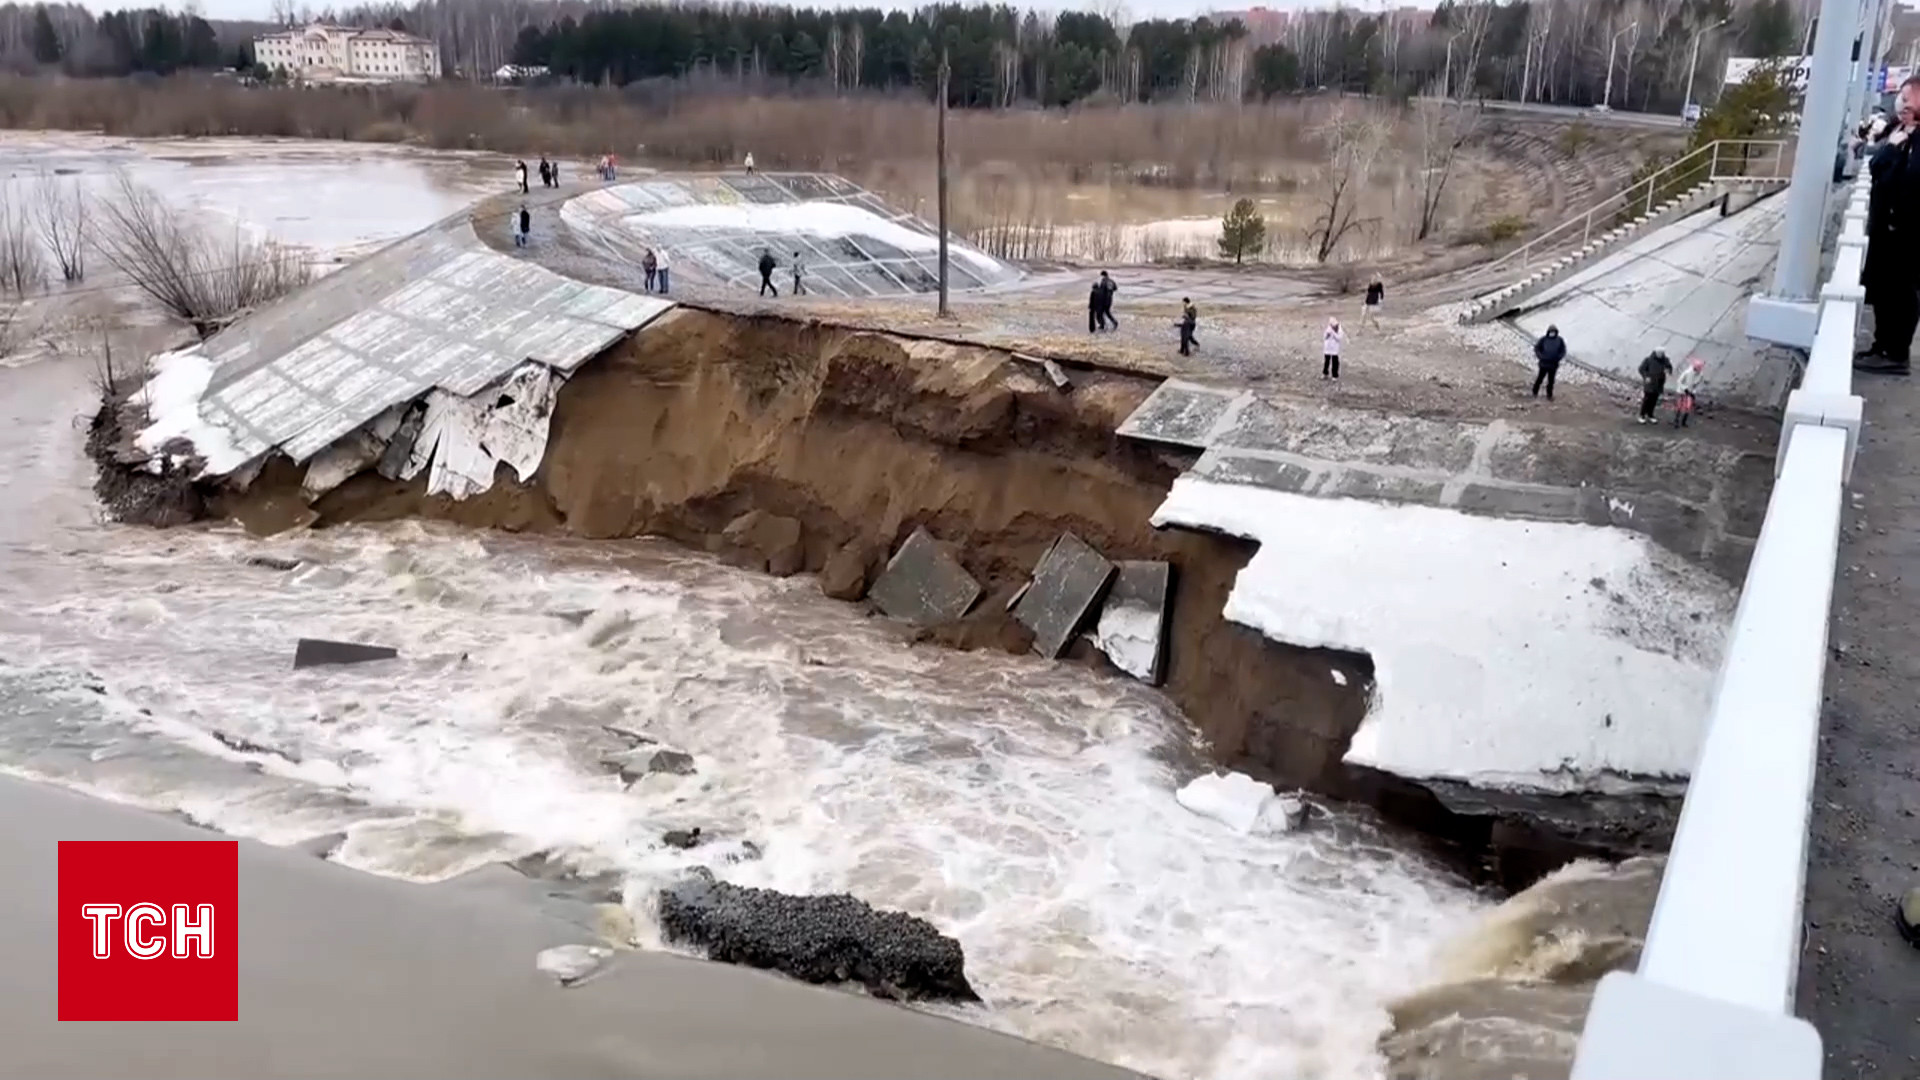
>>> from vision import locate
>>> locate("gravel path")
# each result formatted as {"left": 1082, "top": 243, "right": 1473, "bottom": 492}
{"left": 482, "top": 186, "right": 1775, "bottom": 450}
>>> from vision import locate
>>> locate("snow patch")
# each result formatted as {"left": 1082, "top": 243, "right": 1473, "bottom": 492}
{"left": 1331, "top": 669, "right": 1349, "bottom": 687}
{"left": 625, "top": 200, "right": 1004, "bottom": 278}
{"left": 1152, "top": 477, "right": 1735, "bottom": 795}
{"left": 1092, "top": 603, "right": 1161, "bottom": 682}
{"left": 132, "top": 348, "right": 252, "bottom": 476}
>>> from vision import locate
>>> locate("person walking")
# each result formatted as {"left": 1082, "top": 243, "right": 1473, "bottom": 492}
{"left": 516, "top": 159, "right": 529, "bottom": 194}
{"left": 1322, "top": 316, "right": 1345, "bottom": 379}
{"left": 517, "top": 204, "right": 531, "bottom": 247}
{"left": 1178, "top": 297, "right": 1198, "bottom": 356}
{"left": 790, "top": 251, "right": 806, "bottom": 296}
{"left": 1858, "top": 75, "right": 1920, "bottom": 376}
{"left": 1673, "top": 356, "right": 1705, "bottom": 427}
{"left": 1637, "top": 349, "right": 1673, "bottom": 423}
{"left": 1096, "top": 270, "right": 1118, "bottom": 330}
{"left": 655, "top": 248, "right": 671, "bottom": 294}
{"left": 1531, "top": 325, "right": 1566, "bottom": 399}
{"left": 642, "top": 248, "right": 658, "bottom": 292}
{"left": 757, "top": 249, "right": 779, "bottom": 297}
{"left": 1362, "top": 275, "right": 1384, "bottom": 327}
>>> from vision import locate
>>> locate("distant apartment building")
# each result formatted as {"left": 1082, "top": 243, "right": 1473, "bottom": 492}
{"left": 254, "top": 24, "right": 440, "bottom": 83}
{"left": 1215, "top": 6, "right": 1291, "bottom": 45}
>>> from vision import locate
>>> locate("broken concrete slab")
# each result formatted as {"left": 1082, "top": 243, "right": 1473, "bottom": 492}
{"left": 292, "top": 638, "right": 399, "bottom": 669}
{"left": 1114, "top": 379, "right": 1250, "bottom": 448}
{"left": 867, "top": 527, "right": 982, "bottom": 626}
{"left": 1090, "top": 560, "right": 1171, "bottom": 684}
{"left": 1012, "top": 532, "right": 1117, "bottom": 660}
{"left": 600, "top": 747, "right": 696, "bottom": 786}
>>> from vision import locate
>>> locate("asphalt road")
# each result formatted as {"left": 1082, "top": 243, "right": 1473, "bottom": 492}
{"left": 1797, "top": 359, "right": 1920, "bottom": 1077}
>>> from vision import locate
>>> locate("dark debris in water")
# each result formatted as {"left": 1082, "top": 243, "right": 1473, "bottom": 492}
{"left": 658, "top": 868, "right": 979, "bottom": 1003}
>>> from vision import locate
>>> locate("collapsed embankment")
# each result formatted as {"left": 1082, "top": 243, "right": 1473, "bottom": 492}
{"left": 94, "top": 307, "right": 1663, "bottom": 888}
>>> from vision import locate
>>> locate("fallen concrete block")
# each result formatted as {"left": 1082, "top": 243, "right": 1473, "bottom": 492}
{"left": 293, "top": 639, "right": 399, "bottom": 669}
{"left": 599, "top": 747, "right": 696, "bottom": 786}
{"left": 819, "top": 538, "right": 878, "bottom": 601}
{"left": 1091, "top": 560, "right": 1170, "bottom": 684}
{"left": 658, "top": 868, "right": 979, "bottom": 1003}
{"left": 662, "top": 827, "right": 705, "bottom": 849}
{"left": 1012, "top": 532, "right": 1117, "bottom": 659}
{"left": 867, "top": 527, "right": 982, "bottom": 626}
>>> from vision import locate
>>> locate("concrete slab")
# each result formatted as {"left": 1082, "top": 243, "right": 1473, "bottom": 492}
{"left": 1514, "top": 198, "right": 1789, "bottom": 405}
{"left": 1012, "top": 532, "right": 1118, "bottom": 659}
{"left": 1189, "top": 450, "right": 1319, "bottom": 493}
{"left": 867, "top": 527, "right": 982, "bottom": 626}
{"left": 1090, "top": 561, "right": 1171, "bottom": 684}
{"left": 293, "top": 639, "right": 399, "bottom": 668}
{"left": 1114, "top": 380, "right": 1247, "bottom": 449}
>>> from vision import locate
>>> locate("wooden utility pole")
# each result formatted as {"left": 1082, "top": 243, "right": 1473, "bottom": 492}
{"left": 936, "top": 44, "right": 951, "bottom": 319}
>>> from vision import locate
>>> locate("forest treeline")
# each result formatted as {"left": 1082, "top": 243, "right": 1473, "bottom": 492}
{"left": 0, "top": 0, "right": 1831, "bottom": 113}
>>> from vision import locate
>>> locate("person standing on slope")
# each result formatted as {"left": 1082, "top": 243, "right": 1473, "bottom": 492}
{"left": 1322, "top": 316, "right": 1345, "bottom": 379}
{"left": 1362, "top": 275, "right": 1385, "bottom": 327}
{"left": 1532, "top": 325, "right": 1566, "bottom": 400}
{"left": 1178, "top": 297, "right": 1198, "bottom": 356}
{"left": 1088, "top": 278, "right": 1105, "bottom": 333}
{"left": 757, "top": 249, "right": 779, "bottom": 297}
{"left": 791, "top": 251, "right": 807, "bottom": 296}
{"left": 1858, "top": 75, "right": 1920, "bottom": 376}
{"left": 517, "top": 204, "right": 531, "bottom": 247}
{"left": 642, "top": 248, "right": 658, "bottom": 292}
{"left": 1637, "top": 349, "right": 1674, "bottom": 424}
{"left": 1096, "top": 271, "right": 1118, "bottom": 331}
{"left": 516, "top": 159, "right": 529, "bottom": 194}
{"left": 654, "top": 247, "right": 671, "bottom": 294}
{"left": 744, "top": 151, "right": 756, "bottom": 175}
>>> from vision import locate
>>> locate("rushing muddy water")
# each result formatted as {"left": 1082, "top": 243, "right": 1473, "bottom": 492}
{"left": 0, "top": 135, "right": 1489, "bottom": 1080}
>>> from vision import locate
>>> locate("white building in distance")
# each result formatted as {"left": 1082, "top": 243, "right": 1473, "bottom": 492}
{"left": 254, "top": 24, "right": 440, "bottom": 83}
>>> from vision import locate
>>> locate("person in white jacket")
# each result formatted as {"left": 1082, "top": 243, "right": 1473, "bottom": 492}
{"left": 654, "top": 248, "right": 672, "bottom": 294}
{"left": 1322, "top": 316, "right": 1345, "bottom": 379}
{"left": 1673, "top": 356, "right": 1705, "bottom": 427}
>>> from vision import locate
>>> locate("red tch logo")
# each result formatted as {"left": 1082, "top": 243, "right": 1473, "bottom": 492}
{"left": 58, "top": 841, "right": 238, "bottom": 1020}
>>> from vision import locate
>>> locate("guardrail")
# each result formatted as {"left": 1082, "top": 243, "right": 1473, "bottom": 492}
{"left": 1568, "top": 164, "right": 1869, "bottom": 1080}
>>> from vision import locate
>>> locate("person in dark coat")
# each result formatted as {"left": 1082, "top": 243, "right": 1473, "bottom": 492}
{"left": 1531, "top": 325, "right": 1566, "bottom": 399}
{"left": 757, "top": 249, "right": 779, "bottom": 297}
{"left": 1088, "top": 279, "right": 1104, "bottom": 333}
{"left": 538, "top": 157, "right": 552, "bottom": 188}
{"left": 1177, "top": 298, "right": 1198, "bottom": 356}
{"left": 517, "top": 204, "right": 531, "bottom": 245}
{"left": 1095, "top": 271, "right": 1118, "bottom": 330}
{"left": 1637, "top": 349, "right": 1674, "bottom": 423}
{"left": 1859, "top": 76, "right": 1920, "bottom": 376}
{"left": 642, "top": 248, "right": 658, "bottom": 292}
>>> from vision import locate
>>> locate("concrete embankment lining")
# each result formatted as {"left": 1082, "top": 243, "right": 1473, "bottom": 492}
{"left": 0, "top": 774, "right": 1145, "bottom": 1080}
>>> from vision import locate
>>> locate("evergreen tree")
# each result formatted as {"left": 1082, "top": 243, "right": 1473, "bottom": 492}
{"left": 31, "top": 7, "right": 62, "bottom": 66}
{"left": 1218, "top": 198, "right": 1267, "bottom": 264}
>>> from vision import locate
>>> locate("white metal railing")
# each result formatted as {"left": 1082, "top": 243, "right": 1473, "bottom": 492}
{"left": 1469, "top": 139, "right": 1793, "bottom": 282}
{"left": 1569, "top": 164, "right": 1869, "bottom": 1079}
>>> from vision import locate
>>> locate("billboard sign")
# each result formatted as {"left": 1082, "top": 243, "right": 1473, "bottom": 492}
{"left": 1724, "top": 56, "right": 1812, "bottom": 89}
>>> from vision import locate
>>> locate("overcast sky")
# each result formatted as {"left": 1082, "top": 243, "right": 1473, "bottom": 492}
{"left": 84, "top": 0, "right": 1410, "bottom": 27}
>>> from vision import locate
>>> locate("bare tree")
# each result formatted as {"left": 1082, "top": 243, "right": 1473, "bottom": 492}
{"left": 0, "top": 195, "right": 45, "bottom": 297}
{"left": 1307, "top": 107, "right": 1390, "bottom": 264}
{"left": 93, "top": 173, "right": 312, "bottom": 338}
{"left": 33, "top": 172, "right": 87, "bottom": 283}
{"left": 1413, "top": 95, "right": 1482, "bottom": 242}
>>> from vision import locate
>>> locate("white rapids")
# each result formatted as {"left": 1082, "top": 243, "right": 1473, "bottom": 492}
{"left": 0, "top": 133, "right": 1488, "bottom": 1080}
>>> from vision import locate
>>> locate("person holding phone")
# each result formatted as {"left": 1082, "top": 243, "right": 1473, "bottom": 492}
{"left": 1857, "top": 76, "right": 1920, "bottom": 377}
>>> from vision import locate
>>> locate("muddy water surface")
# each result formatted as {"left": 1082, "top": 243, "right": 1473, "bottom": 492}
{"left": 0, "top": 135, "right": 1487, "bottom": 1080}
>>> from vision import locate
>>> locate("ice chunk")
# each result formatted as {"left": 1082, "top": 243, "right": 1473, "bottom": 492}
{"left": 536, "top": 943, "right": 613, "bottom": 986}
